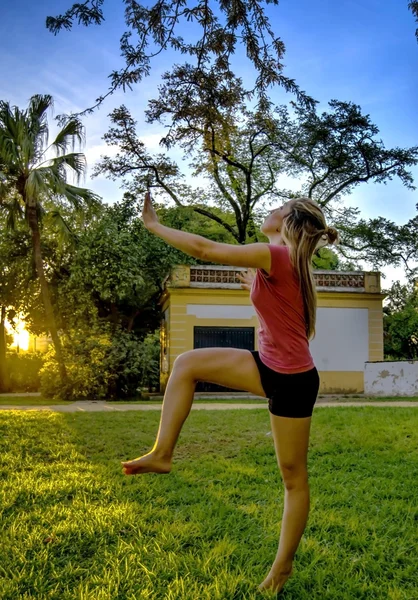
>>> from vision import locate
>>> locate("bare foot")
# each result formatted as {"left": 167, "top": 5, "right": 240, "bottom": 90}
{"left": 258, "top": 564, "right": 293, "bottom": 594}
{"left": 121, "top": 451, "right": 172, "bottom": 475}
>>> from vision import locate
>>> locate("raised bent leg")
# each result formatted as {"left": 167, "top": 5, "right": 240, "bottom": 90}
{"left": 122, "top": 348, "right": 266, "bottom": 475}
{"left": 259, "top": 414, "right": 312, "bottom": 594}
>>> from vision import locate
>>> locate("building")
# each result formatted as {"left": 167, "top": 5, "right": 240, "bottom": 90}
{"left": 160, "top": 265, "right": 384, "bottom": 395}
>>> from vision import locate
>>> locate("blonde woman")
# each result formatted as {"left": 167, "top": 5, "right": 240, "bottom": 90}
{"left": 123, "top": 193, "right": 338, "bottom": 594}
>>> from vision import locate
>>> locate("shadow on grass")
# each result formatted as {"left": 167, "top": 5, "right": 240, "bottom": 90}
{"left": 1, "top": 410, "right": 284, "bottom": 599}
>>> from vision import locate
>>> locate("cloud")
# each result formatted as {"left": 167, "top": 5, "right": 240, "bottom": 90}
{"left": 84, "top": 131, "right": 167, "bottom": 177}
{"left": 84, "top": 143, "right": 120, "bottom": 167}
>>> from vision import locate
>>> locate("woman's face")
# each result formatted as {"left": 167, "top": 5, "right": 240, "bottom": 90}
{"left": 261, "top": 200, "right": 296, "bottom": 235}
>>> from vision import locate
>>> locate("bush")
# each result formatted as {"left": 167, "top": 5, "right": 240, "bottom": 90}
{"left": 39, "top": 329, "right": 160, "bottom": 400}
{"left": 105, "top": 330, "right": 160, "bottom": 397}
{"left": 6, "top": 352, "right": 44, "bottom": 392}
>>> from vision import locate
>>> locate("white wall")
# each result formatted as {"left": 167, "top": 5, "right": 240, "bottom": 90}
{"left": 310, "top": 308, "right": 369, "bottom": 371}
{"left": 186, "top": 304, "right": 369, "bottom": 372}
{"left": 187, "top": 304, "right": 255, "bottom": 319}
{"left": 365, "top": 361, "right": 418, "bottom": 396}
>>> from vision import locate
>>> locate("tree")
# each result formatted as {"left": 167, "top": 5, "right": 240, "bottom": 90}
{"left": 53, "top": 197, "right": 195, "bottom": 336}
{"left": 410, "top": 1, "right": 418, "bottom": 41}
{"left": 383, "top": 281, "right": 418, "bottom": 360}
{"left": 0, "top": 95, "right": 100, "bottom": 388}
{"left": 0, "top": 224, "right": 32, "bottom": 392}
{"left": 35, "top": 197, "right": 200, "bottom": 400}
{"left": 94, "top": 101, "right": 285, "bottom": 244}
{"left": 46, "top": 0, "right": 315, "bottom": 116}
{"left": 94, "top": 98, "right": 418, "bottom": 267}
{"left": 340, "top": 210, "right": 418, "bottom": 278}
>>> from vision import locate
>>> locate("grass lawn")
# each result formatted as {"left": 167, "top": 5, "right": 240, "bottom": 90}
{"left": 0, "top": 397, "right": 71, "bottom": 406}
{"left": 317, "top": 396, "right": 418, "bottom": 403}
{"left": 1, "top": 408, "right": 418, "bottom": 599}
{"left": 108, "top": 398, "right": 268, "bottom": 404}
{"left": 1, "top": 396, "right": 418, "bottom": 406}
{"left": 107, "top": 396, "right": 418, "bottom": 404}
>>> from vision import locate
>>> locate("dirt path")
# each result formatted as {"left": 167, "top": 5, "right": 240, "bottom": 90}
{"left": 1, "top": 400, "right": 418, "bottom": 412}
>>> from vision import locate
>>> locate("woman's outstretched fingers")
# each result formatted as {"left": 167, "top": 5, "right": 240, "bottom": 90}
{"left": 236, "top": 269, "right": 255, "bottom": 290}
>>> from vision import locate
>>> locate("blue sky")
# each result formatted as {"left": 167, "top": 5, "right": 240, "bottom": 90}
{"left": 1, "top": 0, "right": 417, "bottom": 282}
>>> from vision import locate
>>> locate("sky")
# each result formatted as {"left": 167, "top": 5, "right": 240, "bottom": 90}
{"left": 0, "top": 0, "right": 417, "bottom": 284}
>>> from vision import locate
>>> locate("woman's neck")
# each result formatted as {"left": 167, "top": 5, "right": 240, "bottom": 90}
{"left": 267, "top": 233, "right": 285, "bottom": 246}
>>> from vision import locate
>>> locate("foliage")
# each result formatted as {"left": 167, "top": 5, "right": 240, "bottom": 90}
{"left": 0, "top": 95, "right": 100, "bottom": 212}
{"left": 95, "top": 100, "right": 418, "bottom": 269}
{"left": 0, "top": 94, "right": 101, "bottom": 391}
{"left": 39, "top": 330, "right": 110, "bottom": 400}
{"left": 39, "top": 328, "right": 160, "bottom": 400}
{"left": 312, "top": 248, "right": 341, "bottom": 270}
{"left": 383, "top": 281, "right": 418, "bottom": 360}
{"left": 410, "top": 1, "right": 418, "bottom": 40}
{"left": 14, "top": 197, "right": 192, "bottom": 338}
{"left": 105, "top": 330, "right": 161, "bottom": 395}
{"left": 0, "top": 222, "right": 33, "bottom": 320}
{"left": 340, "top": 208, "right": 418, "bottom": 278}
{"left": 158, "top": 204, "right": 240, "bottom": 245}
{"left": 0, "top": 215, "right": 34, "bottom": 392}
{"left": 59, "top": 196, "right": 195, "bottom": 335}
{"left": 46, "top": 0, "right": 315, "bottom": 115}
{"left": 5, "top": 352, "right": 44, "bottom": 392}
{"left": 46, "top": 2, "right": 418, "bottom": 275}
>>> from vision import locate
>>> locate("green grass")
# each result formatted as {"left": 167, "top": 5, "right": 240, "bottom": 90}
{"left": 1, "top": 396, "right": 418, "bottom": 407}
{"left": 320, "top": 396, "right": 418, "bottom": 403}
{"left": 0, "top": 396, "right": 71, "bottom": 406}
{"left": 109, "top": 396, "right": 418, "bottom": 404}
{"left": 0, "top": 396, "right": 266, "bottom": 406}
{"left": 1, "top": 409, "right": 418, "bottom": 599}
{"left": 108, "top": 398, "right": 268, "bottom": 405}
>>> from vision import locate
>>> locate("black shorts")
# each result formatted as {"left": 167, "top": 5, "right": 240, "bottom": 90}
{"left": 251, "top": 351, "right": 320, "bottom": 418}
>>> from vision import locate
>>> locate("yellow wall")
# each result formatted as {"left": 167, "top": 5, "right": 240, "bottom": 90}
{"left": 28, "top": 335, "right": 51, "bottom": 353}
{"left": 160, "top": 287, "right": 384, "bottom": 395}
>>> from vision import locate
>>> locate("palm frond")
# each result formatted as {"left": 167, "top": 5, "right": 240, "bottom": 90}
{"left": 50, "top": 152, "right": 87, "bottom": 180}
{"left": 61, "top": 183, "right": 101, "bottom": 209}
{"left": 28, "top": 95, "right": 53, "bottom": 126}
{"left": 2, "top": 195, "right": 24, "bottom": 230}
{"left": 26, "top": 169, "right": 49, "bottom": 202}
{"left": 0, "top": 103, "right": 24, "bottom": 169}
{"left": 47, "top": 208, "right": 78, "bottom": 244}
{"left": 27, "top": 95, "right": 52, "bottom": 163}
{"left": 0, "top": 170, "right": 13, "bottom": 203}
{"left": 31, "top": 163, "right": 101, "bottom": 209}
{"left": 36, "top": 153, "right": 86, "bottom": 184}
{"left": 50, "top": 118, "right": 85, "bottom": 156}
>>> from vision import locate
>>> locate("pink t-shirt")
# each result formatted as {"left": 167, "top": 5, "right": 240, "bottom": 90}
{"left": 250, "top": 244, "right": 315, "bottom": 374}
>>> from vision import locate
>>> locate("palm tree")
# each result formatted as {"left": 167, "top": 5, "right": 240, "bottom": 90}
{"left": 0, "top": 94, "right": 100, "bottom": 389}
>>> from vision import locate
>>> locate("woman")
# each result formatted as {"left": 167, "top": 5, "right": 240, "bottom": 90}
{"left": 122, "top": 192, "right": 338, "bottom": 594}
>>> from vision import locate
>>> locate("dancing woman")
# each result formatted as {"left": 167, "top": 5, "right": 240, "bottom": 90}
{"left": 123, "top": 193, "right": 338, "bottom": 593}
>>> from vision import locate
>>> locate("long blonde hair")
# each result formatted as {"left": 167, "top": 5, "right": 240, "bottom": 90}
{"left": 281, "top": 198, "right": 339, "bottom": 339}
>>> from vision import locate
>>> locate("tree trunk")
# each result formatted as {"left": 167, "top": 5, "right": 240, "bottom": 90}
{"left": 127, "top": 309, "right": 140, "bottom": 333}
{"left": 26, "top": 203, "right": 68, "bottom": 387}
{"left": 0, "top": 306, "right": 11, "bottom": 393}
{"left": 246, "top": 214, "right": 259, "bottom": 243}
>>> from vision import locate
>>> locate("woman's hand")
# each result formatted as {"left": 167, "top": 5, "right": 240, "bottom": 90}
{"left": 142, "top": 191, "right": 160, "bottom": 231}
{"left": 236, "top": 268, "right": 256, "bottom": 291}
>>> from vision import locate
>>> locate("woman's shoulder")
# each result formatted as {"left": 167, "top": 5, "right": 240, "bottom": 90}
{"left": 268, "top": 243, "right": 290, "bottom": 257}
{"left": 267, "top": 244, "right": 292, "bottom": 278}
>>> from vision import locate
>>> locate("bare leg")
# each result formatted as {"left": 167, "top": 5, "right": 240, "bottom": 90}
{"left": 122, "top": 348, "right": 266, "bottom": 475}
{"left": 122, "top": 361, "right": 195, "bottom": 474}
{"left": 259, "top": 414, "right": 312, "bottom": 594}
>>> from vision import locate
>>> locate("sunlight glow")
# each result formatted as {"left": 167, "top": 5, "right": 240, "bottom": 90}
{"left": 10, "top": 321, "right": 30, "bottom": 352}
